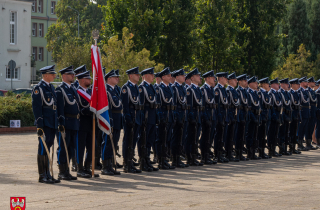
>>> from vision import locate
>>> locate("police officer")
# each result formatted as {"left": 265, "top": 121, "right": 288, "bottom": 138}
{"left": 32, "top": 65, "right": 60, "bottom": 184}
{"left": 156, "top": 67, "right": 175, "bottom": 169}
{"left": 235, "top": 74, "right": 249, "bottom": 161}
{"left": 152, "top": 72, "right": 161, "bottom": 164}
{"left": 74, "top": 71, "right": 95, "bottom": 178}
{"left": 138, "top": 67, "right": 159, "bottom": 171}
{"left": 298, "top": 77, "right": 310, "bottom": 151}
{"left": 185, "top": 74, "right": 192, "bottom": 88}
{"left": 186, "top": 68, "right": 204, "bottom": 166}
{"left": 289, "top": 78, "right": 302, "bottom": 154}
{"left": 268, "top": 78, "right": 283, "bottom": 157}
{"left": 200, "top": 70, "right": 217, "bottom": 164}
{"left": 258, "top": 77, "right": 271, "bottom": 159}
{"left": 55, "top": 66, "right": 79, "bottom": 180}
{"left": 214, "top": 72, "right": 229, "bottom": 163}
{"left": 315, "top": 79, "right": 320, "bottom": 147}
{"left": 306, "top": 77, "right": 318, "bottom": 150}
{"left": 225, "top": 73, "right": 240, "bottom": 162}
{"left": 172, "top": 69, "right": 189, "bottom": 167}
{"left": 246, "top": 76, "right": 261, "bottom": 160}
{"left": 100, "top": 70, "right": 122, "bottom": 175}
{"left": 121, "top": 67, "right": 142, "bottom": 173}
{"left": 278, "top": 78, "right": 292, "bottom": 155}
{"left": 114, "top": 69, "right": 122, "bottom": 95}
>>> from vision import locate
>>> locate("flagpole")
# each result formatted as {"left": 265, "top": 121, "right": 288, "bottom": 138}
{"left": 91, "top": 29, "right": 99, "bottom": 178}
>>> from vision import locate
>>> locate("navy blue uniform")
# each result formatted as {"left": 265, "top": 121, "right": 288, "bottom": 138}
{"left": 315, "top": 87, "right": 320, "bottom": 140}
{"left": 102, "top": 84, "right": 123, "bottom": 160}
{"left": 235, "top": 86, "right": 249, "bottom": 155}
{"left": 289, "top": 89, "right": 301, "bottom": 152}
{"left": 72, "top": 80, "right": 79, "bottom": 89}
{"left": 225, "top": 86, "right": 239, "bottom": 158}
{"left": 246, "top": 88, "right": 261, "bottom": 155}
{"left": 278, "top": 88, "right": 292, "bottom": 154}
{"left": 200, "top": 83, "right": 216, "bottom": 158}
{"left": 121, "top": 81, "right": 142, "bottom": 161}
{"left": 32, "top": 80, "right": 58, "bottom": 155}
{"left": 267, "top": 88, "right": 282, "bottom": 154}
{"left": 258, "top": 88, "right": 271, "bottom": 157}
{"left": 55, "top": 82, "right": 80, "bottom": 165}
{"left": 298, "top": 87, "right": 310, "bottom": 142}
{"left": 214, "top": 83, "right": 229, "bottom": 160}
{"left": 76, "top": 86, "right": 94, "bottom": 165}
{"left": 138, "top": 81, "right": 158, "bottom": 157}
{"left": 172, "top": 81, "right": 188, "bottom": 156}
{"left": 306, "top": 87, "right": 317, "bottom": 140}
{"left": 156, "top": 82, "right": 175, "bottom": 158}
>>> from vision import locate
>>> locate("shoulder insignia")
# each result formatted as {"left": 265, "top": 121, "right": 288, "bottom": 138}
{"left": 202, "top": 90, "right": 204, "bottom": 94}
{"left": 156, "top": 89, "right": 159, "bottom": 94}
{"left": 266, "top": 98, "right": 268, "bottom": 101}
{"left": 235, "top": 99, "right": 238, "bottom": 102}
{"left": 215, "top": 91, "right": 219, "bottom": 95}
{"left": 149, "top": 96, "right": 152, "bottom": 99}
{"left": 122, "top": 89, "right": 127, "bottom": 94}
{"left": 139, "top": 88, "right": 142, "bottom": 93}
{"left": 34, "top": 89, "right": 39, "bottom": 95}
{"left": 259, "top": 95, "right": 261, "bottom": 98}
{"left": 187, "top": 91, "right": 190, "bottom": 96}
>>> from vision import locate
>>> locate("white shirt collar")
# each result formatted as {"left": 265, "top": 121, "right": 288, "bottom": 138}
{"left": 42, "top": 79, "right": 50, "bottom": 86}
{"left": 62, "top": 81, "right": 71, "bottom": 88}
{"left": 260, "top": 88, "right": 266, "bottom": 92}
{"left": 248, "top": 87, "right": 256, "bottom": 92}
{"left": 144, "top": 80, "right": 150, "bottom": 85}
{"left": 191, "top": 83, "right": 198, "bottom": 87}
{"left": 107, "top": 83, "right": 114, "bottom": 89}
{"left": 161, "top": 81, "right": 168, "bottom": 87}
{"left": 175, "top": 81, "right": 182, "bottom": 86}
{"left": 129, "top": 80, "right": 136, "bottom": 86}
{"left": 205, "top": 82, "right": 211, "bottom": 88}
{"left": 79, "top": 85, "right": 87, "bottom": 91}
{"left": 218, "top": 83, "right": 224, "bottom": 87}
{"left": 300, "top": 86, "right": 307, "bottom": 91}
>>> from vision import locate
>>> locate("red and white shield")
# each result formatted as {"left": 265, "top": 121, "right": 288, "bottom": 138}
{"left": 10, "top": 197, "right": 26, "bottom": 210}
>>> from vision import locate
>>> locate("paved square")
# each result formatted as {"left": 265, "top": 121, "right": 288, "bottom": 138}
{"left": 0, "top": 133, "right": 320, "bottom": 209}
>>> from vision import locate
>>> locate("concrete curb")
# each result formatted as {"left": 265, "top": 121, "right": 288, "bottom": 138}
{"left": 0, "top": 126, "right": 36, "bottom": 134}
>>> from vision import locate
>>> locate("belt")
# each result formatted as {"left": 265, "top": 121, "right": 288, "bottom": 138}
{"left": 43, "top": 105, "right": 56, "bottom": 110}
{"left": 65, "top": 113, "right": 80, "bottom": 119}
{"left": 177, "top": 104, "right": 187, "bottom": 110}
{"left": 129, "top": 104, "right": 143, "bottom": 110}
{"left": 111, "top": 110, "right": 123, "bottom": 114}
{"left": 302, "top": 105, "right": 311, "bottom": 109}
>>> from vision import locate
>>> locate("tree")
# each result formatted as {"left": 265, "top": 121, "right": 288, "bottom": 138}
{"left": 286, "top": 0, "right": 312, "bottom": 55}
{"left": 271, "top": 44, "right": 314, "bottom": 79}
{"left": 309, "top": 0, "right": 320, "bottom": 61}
{"left": 193, "top": 0, "right": 248, "bottom": 74}
{"left": 46, "top": 0, "right": 107, "bottom": 61}
{"left": 101, "top": 27, "right": 164, "bottom": 86}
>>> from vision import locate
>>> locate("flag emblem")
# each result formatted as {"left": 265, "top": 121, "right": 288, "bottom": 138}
{"left": 10, "top": 197, "right": 25, "bottom": 210}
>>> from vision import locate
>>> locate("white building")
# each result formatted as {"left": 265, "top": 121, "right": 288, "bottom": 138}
{"left": 0, "top": 0, "right": 32, "bottom": 90}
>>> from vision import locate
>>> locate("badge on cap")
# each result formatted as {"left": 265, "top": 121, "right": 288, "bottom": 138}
{"left": 122, "top": 89, "right": 127, "bottom": 94}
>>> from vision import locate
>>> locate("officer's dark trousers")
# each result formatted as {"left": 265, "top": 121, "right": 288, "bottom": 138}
{"left": 101, "top": 129, "right": 121, "bottom": 160}
{"left": 290, "top": 119, "right": 299, "bottom": 144}
{"left": 185, "top": 121, "right": 198, "bottom": 155}
{"left": 246, "top": 120, "right": 258, "bottom": 149}
{"left": 138, "top": 124, "right": 156, "bottom": 157}
{"left": 76, "top": 130, "right": 93, "bottom": 164}
{"left": 214, "top": 123, "right": 225, "bottom": 155}
{"left": 183, "top": 122, "right": 188, "bottom": 153}
{"left": 123, "top": 123, "right": 140, "bottom": 160}
{"left": 268, "top": 120, "right": 280, "bottom": 147}
{"left": 38, "top": 127, "right": 56, "bottom": 155}
{"left": 298, "top": 118, "right": 309, "bottom": 141}
{"left": 279, "top": 120, "right": 290, "bottom": 145}
{"left": 225, "top": 121, "right": 236, "bottom": 152}
{"left": 172, "top": 120, "right": 184, "bottom": 156}
{"left": 56, "top": 129, "right": 77, "bottom": 165}
{"left": 156, "top": 122, "right": 172, "bottom": 157}
{"left": 316, "top": 118, "right": 320, "bottom": 139}
{"left": 236, "top": 122, "right": 246, "bottom": 151}
{"left": 258, "top": 121, "right": 267, "bottom": 149}
{"left": 306, "top": 107, "right": 316, "bottom": 140}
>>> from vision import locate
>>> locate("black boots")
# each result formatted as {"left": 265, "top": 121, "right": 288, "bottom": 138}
{"left": 298, "top": 139, "right": 309, "bottom": 151}
{"left": 201, "top": 153, "right": 217, "bottom": 165}
{"left": 58, "top": 163, "right": 77, "bottom": 180}
{"left": 259, "top": 148, "right": 269, "bottom": 159}
{"left": 306, "top": 139, "right": 317, "bottom": 150}
{"left": 101, "top": 159, "right": 121, "bottom": 175}
{"left": 248, "top": 148, "right": 261, "bottom": 160}
{"left": 38, "top": 155, "right": 54, "bottom": 184}
{"left": 280, "top": 144, "right": 291, "bottom": 155}
{"left": 236, "top": 149, "right": 249, "bottom": 161}
{"left": 146, "top": 158, "right": 159, "bottom": 171}
{"left": 226, "top": 150, "right": 239, "bottom": 162}
{"left": 172, "top": 155, "right": 186, "bottom": 168}
{"left": 77, "top": 162, "right": 91, "bottom": 178}
{"left": 140, "top": 158, "right": 153, "bottom": 172}
{"left": 84, "top": 161, "right": 100, "bottom": 177}
{"left": 71, "top": 156, "right": 78, "bottom": 172}
{"left": 123, "top": 159, "right": 142, "bottom": 173}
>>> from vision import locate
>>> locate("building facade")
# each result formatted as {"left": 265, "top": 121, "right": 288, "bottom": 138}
{"left": 31, "top": 0, "right": 58, "bottom": 83}
{"left": 0, "top": 0, "right": 32, "bottom": 90}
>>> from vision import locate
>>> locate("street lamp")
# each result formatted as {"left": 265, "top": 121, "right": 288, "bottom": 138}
{"left": 67, "top": 6, "right": 79, "bottom": 38}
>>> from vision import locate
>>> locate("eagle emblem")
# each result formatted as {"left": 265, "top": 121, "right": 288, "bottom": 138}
{"left": 187, "top": 91, "right": 190, "bottom": 96}
{"left": 139, "top": 88, "right": 142, "bottom": 93}
{"left": 215, "top": 91, "right": 218, "bottom": 95}
{"left": 122, "top": 89, "right": 127, "bottom": 94}
{"left": 34, "top": 89, "right": 39, "bottom": 95}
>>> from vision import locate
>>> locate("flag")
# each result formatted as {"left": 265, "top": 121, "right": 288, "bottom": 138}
{"left": 90, "top": 45, "right": 111, "bottom": 134}
{"left": 77, "top": 89, "right": 91, "bottom": 103}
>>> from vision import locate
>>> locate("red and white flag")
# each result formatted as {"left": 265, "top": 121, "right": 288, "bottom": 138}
{"left": 90, "top": 45, "right": 111, "bottom": 134}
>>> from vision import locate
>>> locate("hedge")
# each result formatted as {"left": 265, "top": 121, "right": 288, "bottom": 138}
{"left": 0, "top": 93, "right": 34, "bottom": 127}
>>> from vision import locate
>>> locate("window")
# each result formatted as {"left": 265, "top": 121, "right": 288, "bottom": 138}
{"left": 10, "top": 12, "right": 17, "bottom": 44}
{"left": 6, "top": 67, "right": 20, "bottom": 80}
{"left": 51, "top": 1, "right": 56, "bottom": 14}
{"left": 38, "top": 0, "right": 43, "bottom": 13}
{"left": 32, "top": 47, "right": 37, "bottom": 61}
{"left": 39, "top": 23, "right": 43, "bottom": 37}
{"left": 32, "top": 0, "right": 37, "bottom": 12}
{"left": 32, "top": 23, "right": 37, "bottom": 37}
{"left": 39, "top": 47, "right": 43, "bottom": 61}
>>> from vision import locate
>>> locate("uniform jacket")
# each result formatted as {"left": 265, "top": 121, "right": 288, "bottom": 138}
{"left": 77, "top": 86, "right": 93, "bottom": 132}
{"left": 214, "top": 83, "right": 229, "bottom": 124}
{"left": 298, "top": 87, "right": 310, "bottom": 119}
{"left": 289, "top": 89, "right": 301, "bottom": 121}
{"left": 157, "top": 82, "right": 175, "bottom": 123}
{"left": 172, "top": 81, "right": 188, "bottom": 123}
{"left": 247, "top": 88, "right": 261, "bottom": 123}
{"left": 200, "top": 83, "right": 217, "bottom": 122}
{"left": 279, "top": 88, "right": 292, "bottom": 122}
{"left": 226, "top": 85, "right": 239, "bottom": 123}
{"left": 258, "top": 88, "right": 271, "bottom": 122}
{"left": 186, "top": 83, "right": 203, "bottom": 124}
{"left": 236, "top": 86, "right": 249, "bottom": 123}
{"left": 139, "top": 81, "right": 158, "bottom": 125}
{"left": 106, "top": 84, "right": 123, "bottom": 130}
{"left": 268, "top": 88, "right": 282, "bottom": 122}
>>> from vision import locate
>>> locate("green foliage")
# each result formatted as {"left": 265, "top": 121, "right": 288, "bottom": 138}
{"left": 101, "top": 27, "right": 164, "bottom": 86}
{"left": 271, "top": 44, "right": 314, "bottom": 79}
{"left": 0, "top": 96, "right": 34, "bottom": 127}
{"left": 309, "top": 0, "right": 320, "bottom": 61}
